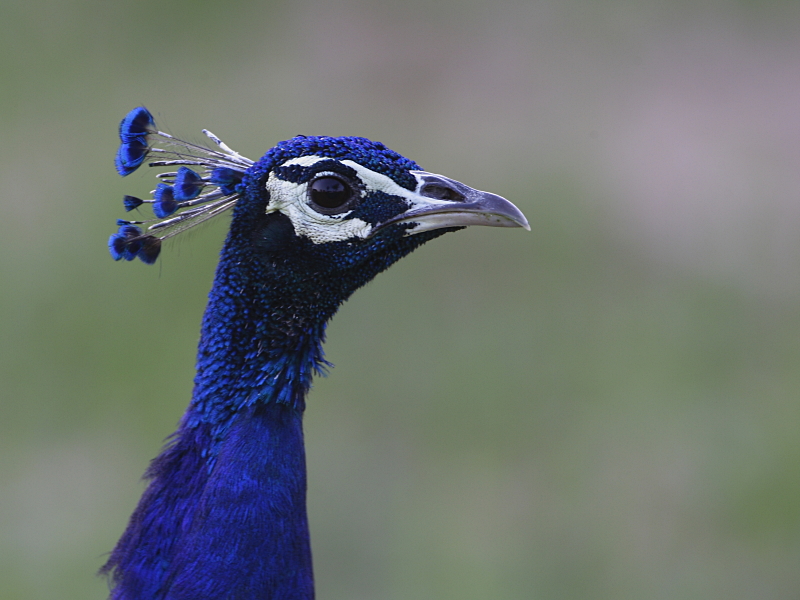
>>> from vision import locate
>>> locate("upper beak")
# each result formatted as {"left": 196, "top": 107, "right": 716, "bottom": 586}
{"left": 371, "top": 171, "right": 530, "bottom": 236}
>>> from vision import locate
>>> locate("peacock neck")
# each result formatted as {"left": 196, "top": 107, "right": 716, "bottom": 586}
{"left": 163, "top": 244, "right": 331, "bottom": 599}
{"left": 187, "top": 243, "right": 333, "bottom": 461}
{"left": 105, "top": 251, "right": 323, "bottom": 600}
{"left": 142, "top": 246, "right": 328, "bottom": 600}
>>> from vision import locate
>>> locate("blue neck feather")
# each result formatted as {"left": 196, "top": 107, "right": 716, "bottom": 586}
{"left": 104, "top": 221, "right": 333, "bottom": 600}
{"left": 160, "top": 403, "right": 313, "bottom": 599}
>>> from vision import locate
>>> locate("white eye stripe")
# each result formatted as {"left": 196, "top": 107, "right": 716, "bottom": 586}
{"left": 340, "top": 160, "right": 416, "bottom": 198}
{"left": 279, "top": 155, "right": 331, "bottom": 168}
{"left": 340, "top": 161, "right": 455, "bottom": 209}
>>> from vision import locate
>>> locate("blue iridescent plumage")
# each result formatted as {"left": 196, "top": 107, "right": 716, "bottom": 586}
{"left": 115, "top": 139, "right": 149, "bottom": 176}
{"left": 209, "top": 167, "right": 242, "bottom": 195}
{"left": 108, "top": 224, "right": 143, "bottom": 261}
{"left": 153, "top": 184, "right": 178, "bottom": 218}
{"left": 119, "top": 106, "right": 156, "bottom": 140}
{"left": 123, "top": 195, "right": 144, "bottom": 212}
{"left": 114, "top": 107, "right": 156, "bottom": 176}
{"left": 103, "top": 107, "right": 528, "bottom": 600}
{"left": 173, "top": 167, "right": 204, "bottom": 201}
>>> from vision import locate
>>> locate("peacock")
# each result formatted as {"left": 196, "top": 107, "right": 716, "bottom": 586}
{"left": 103, "top": 106, "right": 529, "bottom": 600}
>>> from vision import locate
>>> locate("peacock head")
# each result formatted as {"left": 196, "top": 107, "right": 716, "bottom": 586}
{"left": 109, "top": 107, "right": 529, "bottom": 293}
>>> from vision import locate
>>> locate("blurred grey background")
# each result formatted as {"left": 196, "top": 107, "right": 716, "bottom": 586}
{"left": 2, "top": 1, "right": 800, "bottom": 599}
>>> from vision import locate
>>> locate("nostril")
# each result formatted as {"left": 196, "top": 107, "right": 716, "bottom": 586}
{"left": 421, "top": 184, "right": 465, "bottom": 202}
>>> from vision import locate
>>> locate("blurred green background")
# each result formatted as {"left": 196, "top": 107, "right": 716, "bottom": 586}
{"left": 3, "top": 1, "right": 800, "bottom": 598}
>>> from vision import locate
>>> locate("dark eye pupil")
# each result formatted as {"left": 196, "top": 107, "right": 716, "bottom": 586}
{"left": 310, "top": 177, "right": 351, "bottom": 209}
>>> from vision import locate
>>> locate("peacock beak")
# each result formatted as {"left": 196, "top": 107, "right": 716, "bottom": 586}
{"left": 371, "top": 170, "right": 530, "bottom": 236}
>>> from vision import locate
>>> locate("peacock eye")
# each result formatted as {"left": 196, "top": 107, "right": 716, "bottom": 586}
{"left": 309, "top": 176, "right": 354, "bottom": 212}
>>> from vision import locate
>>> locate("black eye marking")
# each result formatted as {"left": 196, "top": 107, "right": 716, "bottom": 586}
{"left": 420, "top": 184, "right": 465, "bottom": 202}
{"left": 308, "top": 175, "right": 355, "bottom": 213}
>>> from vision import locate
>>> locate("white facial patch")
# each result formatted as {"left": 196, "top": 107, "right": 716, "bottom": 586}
{"left": 264, "top": 155, "right": 460, "bottom": 244}
{"left": 264, "top": 156, "right": 373, "bottom": 244}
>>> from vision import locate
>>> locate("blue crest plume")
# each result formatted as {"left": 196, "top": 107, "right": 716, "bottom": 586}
{"left": 109, "top": 106, "right": 251, "bottom": 264}
{"left": 115, "top": 107, "right": 156, "bottom": 175}
{"left": 173, "top": 167, "right": 204, "bottom": 201}
{"left": 153, "top": 184, "right": 178, "bottom": 218}
{"left": 122, "top": 195, "right": 144, "bottom": 212}
{"left": 108, "top": 224, "right": 143, "bottom": 261}
{"left": 209, "top": 168, "right": 241, "bottom": 195}
{"left": 119, "top": 106, "right": 156, "bottom": 140}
